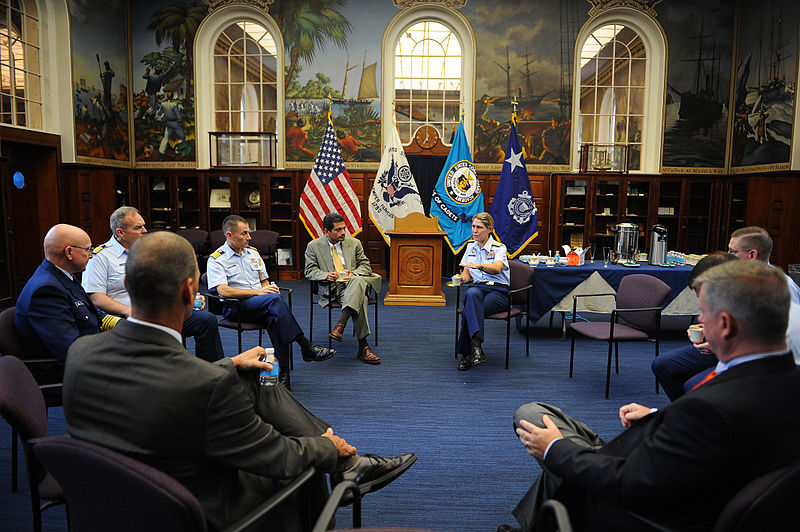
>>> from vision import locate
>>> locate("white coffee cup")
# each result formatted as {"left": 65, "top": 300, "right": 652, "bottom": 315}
{"left": 451, "top": 275, "right": 461, "bottom": 287}
{"left": 337, "top": 271, "right": 347, "bottom": 281}
{"left": 688, "top": 324, "right": 704, "bottom": 343}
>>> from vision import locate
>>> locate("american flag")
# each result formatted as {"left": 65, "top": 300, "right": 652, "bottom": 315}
{"left": 299, "top": 120, "right": 362, "bottom": 238}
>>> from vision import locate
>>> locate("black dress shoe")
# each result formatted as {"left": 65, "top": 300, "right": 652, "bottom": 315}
{"left": 458, "top": 344, "right": 486, "bottom": 370}
{"left": 302, "top": 343, "right": 336, "bottom": 362}
{"left": 278, "top": 370, "right": 291, "bottom": 390}
{"left": 497, "top": 525, "right": 520, "bottom": 532}
{"left": 333, "top": 453, "right": 417, "bottom": 496}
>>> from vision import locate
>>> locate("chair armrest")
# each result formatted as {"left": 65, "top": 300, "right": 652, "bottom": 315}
{"left": 535, "top": 499, "right": 574, "bottom": 532}
{"left": 311, "top": 480, "right": 362, "bottom": 532}
{"left": 19, "top": 357, "right": 62, "bottom": 365}
{"left": 572, "top": 293, "right": 617, "bottom": 320}
{"left": 612, "top": 307, "right": 664, "bottom": 314}
{"left": 509, "top": 283, "right": 533, "bottom": 295}
{"left": 225, "top": 466, "right": 316, "bottom": 532}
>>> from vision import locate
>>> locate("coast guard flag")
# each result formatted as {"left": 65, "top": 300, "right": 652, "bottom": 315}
{"left": 489, "top": 119, "right": 538, "bottom": 258}
{"left": 299, "top": 118, "right": 362, "bottom": 238}
{"left": 368, "top": 122, "right": 424, "bottom": 244}
{"left": 430, "top": 119, "right": 484, "bottom": 253}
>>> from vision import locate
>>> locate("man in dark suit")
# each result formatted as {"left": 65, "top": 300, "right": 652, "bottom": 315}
{"left": 304, "top": 212, "right": 382, "bottom": 364}
{"left": 63, "top": 231, "right": 416, "bottom": 531}
{"left": 501, "top": 260, "right": 800, "bottom": 532}
{"left": 15, "top": 224, "right": 119, "bottom": 386}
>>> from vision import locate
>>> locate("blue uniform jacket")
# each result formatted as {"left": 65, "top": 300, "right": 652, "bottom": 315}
{"left": 15, "top": 259, "right": 105, "bottom": 361}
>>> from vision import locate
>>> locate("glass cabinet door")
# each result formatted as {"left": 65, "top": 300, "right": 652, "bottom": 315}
{"left": 624, "top": 179, "right": 650, "bottom": 251}
{"left": 685, "top": 181, "right": 713, "bottom": 253}
{"left": 594, "top": 178, "right": 621, "bottom": 238}
{"left": 147, "top": 175, "right": 171, "bottom": 229}
{"left": 237, "top": 175, "right": 261, "bottom": 230}
{"left": 560, "top": 178, "right": 587, "bottom": 249}
{"left": 177, "top": 176, "right": 200, "bottom": 229}
{"left": 208, "top": 175, "right": 232, "bottom": 232}
{"left": 655, "top": 179, "right": 682, "bottom": 251}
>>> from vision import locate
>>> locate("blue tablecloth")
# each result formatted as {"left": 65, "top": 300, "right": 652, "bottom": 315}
{"left": 524, "top": 261, "right": 694, "bottom": 323}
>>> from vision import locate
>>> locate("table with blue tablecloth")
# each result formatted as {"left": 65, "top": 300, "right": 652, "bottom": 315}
{"left": 523, "top": 261, "right": 699, "bottom": 326}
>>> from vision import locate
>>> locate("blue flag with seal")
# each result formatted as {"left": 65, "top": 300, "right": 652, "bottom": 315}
{"left": 430, "top": 119, "right": 484, "bottom": 253}
{"left": 489, "top": 118, "right": 538, "bottom": 258}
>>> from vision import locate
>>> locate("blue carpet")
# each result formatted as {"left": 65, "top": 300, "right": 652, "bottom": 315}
{"left": 0, "top": 280, "right": 691, "bottom": 531}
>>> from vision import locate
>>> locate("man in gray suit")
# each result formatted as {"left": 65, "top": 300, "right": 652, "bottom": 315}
{"left": 63, "top": 231, "right": 416, "bottom": 531}
{"left": 305, "top": 212, "right": 383, "bottom": 364}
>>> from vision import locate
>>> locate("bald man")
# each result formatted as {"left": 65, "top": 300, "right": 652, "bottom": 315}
{"left": 15, "top": 224, "right": 119, "bottom": 387}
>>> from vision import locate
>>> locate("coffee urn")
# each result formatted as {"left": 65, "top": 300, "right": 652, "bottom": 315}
{"left": 649, "top": 224, "right": 668, "bottom": 265}
{"left": 612, "top": 223, "right": 639, "bottom": 263}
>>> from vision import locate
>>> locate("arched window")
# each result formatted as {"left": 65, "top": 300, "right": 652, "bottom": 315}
{"left": 0, "top": 0, "right": 41, "bottom": 129}
{"left": 383, "top": 5, "right": 475, "bottom": 153}
{"left": 195, "top": 7, "right": 284, "bottom": 169}
{"left": 213, "top": 21, "right": 278, "bottom": 134}
{"left": 573, "top": 10, "right": 665, "bottom": 173}
{"left": 394, "top": 20, "right": 461, "bottom": 147}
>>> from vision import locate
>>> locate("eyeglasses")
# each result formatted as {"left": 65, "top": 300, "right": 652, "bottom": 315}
{"left": 727, "top": 247, "right": 750, "bottom": 255}
{"left": 67, "top": 244, "right": 93, "bottom": 253}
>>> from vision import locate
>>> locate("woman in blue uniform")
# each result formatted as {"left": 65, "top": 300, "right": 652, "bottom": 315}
{"left": 456, "top": 212, "right": 510, "bottom": 370}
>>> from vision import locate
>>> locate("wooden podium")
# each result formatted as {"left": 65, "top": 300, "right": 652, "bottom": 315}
{"left": 384, "top": 212, "right": 448, "bottom": 306}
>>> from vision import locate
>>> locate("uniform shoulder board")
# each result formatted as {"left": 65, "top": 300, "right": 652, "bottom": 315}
{"left": 100, "top": 314, "right": 122, "bottom": 331}
{"left": 249, "top": 245, "right": 258, "bottom": 252}
{"left": 210, "top": 249, "right": 224, "bottom": 259}
{"left": 490, "top": 241, "right": 503, "bottom": 247}
{"left": 92, "top": 244, "right": 108, "bottom": 254}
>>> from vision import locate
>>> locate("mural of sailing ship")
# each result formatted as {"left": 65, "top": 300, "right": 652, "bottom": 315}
{"left": 668, "top": 20, "right": 724, "bottom": 130}
{"left": 731, "top": 0, "right": 796, "bottom": 167}
{"left": 285, "top": 51, "right": 381, "bottom": 163}
{"left": 662, "top": 15, "right": 730, "bottom": 168}
{"left": 474, "top": 45, "right": 567, "bottom": 165}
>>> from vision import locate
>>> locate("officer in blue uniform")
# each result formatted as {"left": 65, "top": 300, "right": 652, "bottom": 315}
{"left": 15, "top": 224, "right": 120, "bottom": 391}
{"left": 82, "top": 206, "right": 223, "bottom": 362}
{"left": 456, "top": 212, "right": 510, "bottom": 370}
{"left": 207, "top": 215, "right": 335, "bottom": 388}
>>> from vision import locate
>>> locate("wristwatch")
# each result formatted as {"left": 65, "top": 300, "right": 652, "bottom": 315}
{"left": 479, "top": 263, "right": 484, "bottom": 271}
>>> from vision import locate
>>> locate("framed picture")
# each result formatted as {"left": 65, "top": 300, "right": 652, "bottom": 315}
{"left": 209, "top": 188, "right": 231, "bottom": 208}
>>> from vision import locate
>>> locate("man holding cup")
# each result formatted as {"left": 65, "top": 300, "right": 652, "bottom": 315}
{"left": 304, "top": 212, "right": 383, "bottom": 364}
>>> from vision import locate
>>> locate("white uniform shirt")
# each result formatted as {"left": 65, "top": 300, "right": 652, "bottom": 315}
{"left": 463, "top": 236, "right": 509, "bottom": 285}
{"left": 207, "top": 243, "right": 268, "bottom": 290}
{"left": 82, "top": 237, "right": 131, "bottom": 306}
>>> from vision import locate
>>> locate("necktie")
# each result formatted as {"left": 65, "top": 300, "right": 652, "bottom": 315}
{"left": 331, "top": 246, "right": 345, "bottom": 273}
{"left": 690, "top": 369, "right": 717, "bottom": 391}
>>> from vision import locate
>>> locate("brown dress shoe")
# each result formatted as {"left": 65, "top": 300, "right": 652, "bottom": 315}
{"left": 357, "top": 345, "right": 381, "bottom": 365}
{"left": 329, "top": 323, "right": 345, "bottom": 342}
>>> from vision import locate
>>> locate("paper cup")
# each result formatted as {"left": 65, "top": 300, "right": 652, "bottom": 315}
{"left": 688, "top": 325, "right": 704, "bottom": 343}
{"left": 451, "top": 275, "right": 462, "bottom": 286}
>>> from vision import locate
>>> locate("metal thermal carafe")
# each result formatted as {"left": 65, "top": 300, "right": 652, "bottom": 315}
{"left": 649, "top": 224, "right": 668, "bottom": 265}
{"left": 612, "top": 223, "right": 639, "bottom": 263}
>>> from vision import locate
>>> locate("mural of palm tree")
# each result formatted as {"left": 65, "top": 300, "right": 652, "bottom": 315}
{"left": 146, "top": 1, "right": 208, "bottom": 99}
{"left": 271, "top": 0, "right": 351, "bottom": 90}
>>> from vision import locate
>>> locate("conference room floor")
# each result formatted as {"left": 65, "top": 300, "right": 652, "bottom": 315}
{"left": 1, "top": 279, "right": 696, "bottom": 531}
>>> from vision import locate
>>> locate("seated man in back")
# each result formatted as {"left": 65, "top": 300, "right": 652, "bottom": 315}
{"left": 304, "top": 212, "right": 383, "bottom": 364}
{"left": 81, "top": 206, "right": 225, "bottom": 362}
{"left": 500, "top": 260, "right": 800, "bottom": 532}
{"left": 15, "top": 223, "right": 120, "bottom": 389}
{"left": 63, "top": 231, "right": 416, "bottom": 531}
{"left": 82, "top": 206, "right": 223, "bottom": 362}
{"left": 207, "top": 215, "right": 335, "bottom": 388}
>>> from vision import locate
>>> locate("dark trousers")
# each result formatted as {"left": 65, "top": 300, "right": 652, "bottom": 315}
{"left": 183, "top": 309, "right": 224, "bottom": 362}
{"left": 651, "top": 343, "right": 715, "bottom": 401}
{"left": 225, "top": 294, "right": 303, "bottom": 369}
{"left": 457, "top": 284, "right": 509, "bottom": 355}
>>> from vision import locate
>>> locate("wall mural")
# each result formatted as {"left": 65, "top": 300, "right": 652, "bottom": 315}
{"left": 463, "top": 0, "right": 586, "bottom": 168}
{"left": 131, "top": 0, "right": 206, "bottom": 166}
{"left": 660, "top": 1, "right": 733, "bottom": 171}
{"left": 70, "top": 0, "right": 130, "bottom": 165}
{"left": 274, "top": 0, "right": 391, "bottom": 166}
{"left": 730, "top": 0, "right": 797, "bottom": 171}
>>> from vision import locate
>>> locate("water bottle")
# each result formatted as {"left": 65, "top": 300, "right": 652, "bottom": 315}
{"left": 554, "top": 250, "right": 560, "bottom": 265}
{"left": 259, "top": 349, "right": 279, "bottom": 386}
{"left": 193, "top": 293, "right": 203, "bottom": 310}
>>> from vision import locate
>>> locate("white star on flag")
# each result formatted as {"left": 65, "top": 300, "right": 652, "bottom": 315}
{"left": 505, "top": 148, "right": 524, "bottom": 173}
